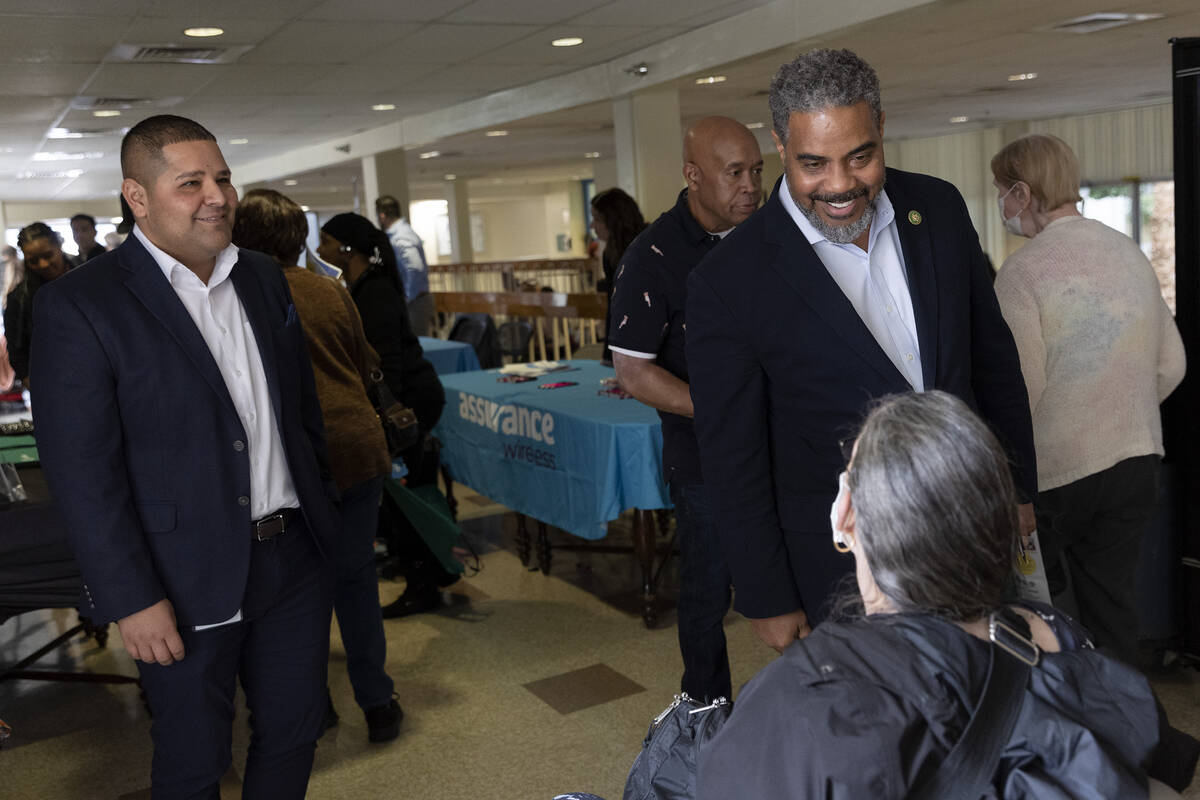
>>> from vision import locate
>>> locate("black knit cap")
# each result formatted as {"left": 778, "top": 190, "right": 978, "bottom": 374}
{"left": 321, "top": 212, "right": 378, "bottom": 257}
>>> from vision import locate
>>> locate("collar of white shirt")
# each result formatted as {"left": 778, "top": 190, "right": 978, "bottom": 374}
{"left": 133, "top": 225, "right": 240, "bottom": 289}
{"left": 776, "top": 175, "right": 895, "bottom": 252}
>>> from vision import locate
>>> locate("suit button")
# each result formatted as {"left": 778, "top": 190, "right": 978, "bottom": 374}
{"left": 237, "top": 495, "right": 250, "bottom": 507}
{"left": 233, "top": 440, "right": 245, "bottom": 452}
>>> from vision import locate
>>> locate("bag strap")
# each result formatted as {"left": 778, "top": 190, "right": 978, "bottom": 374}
{"left": 908, "top": 609, "right": 1035, "bottom": 800}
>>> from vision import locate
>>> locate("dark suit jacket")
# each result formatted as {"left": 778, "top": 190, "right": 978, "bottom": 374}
{"left": 30, "top": 235, "right": 339, "bottom": 627}
{"left": 686, "top": 169, "right": 1036, "bottom": 618}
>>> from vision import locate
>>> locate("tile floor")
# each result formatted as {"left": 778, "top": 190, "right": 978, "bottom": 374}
{"left": 2, "top": 485, "right": 1198, "bottom": 799}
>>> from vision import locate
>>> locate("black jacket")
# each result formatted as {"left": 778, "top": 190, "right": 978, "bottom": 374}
{"left": 349, "top": 266, "right": 444, "bottom": 429}
{"left": 686, "top": 169, "right": 1037, "bottom": 618}
{"left": 699, "top": 609, "right": 1163, "bottom": 799}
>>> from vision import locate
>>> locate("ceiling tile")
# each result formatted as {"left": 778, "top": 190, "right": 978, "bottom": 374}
{"left": 239, "top": 20, "right": 421, "bottom": 65}
{"left": 82, "top": 63, "right": 220, "bottom": 97}
{"left": 136, "top": 0, "right": 325, "bottom": 20}
{"left": 0, "top": 64, "right": 95, "bottom": 96}
{"left": 0, "top": 1, "right": 138, "bottom": 15}
{"left": 445, "top": 0, "right": 602, "bottom": 25}
{"left": 302, "top": 0, "right": 474, "bottom": 22}
{"left": 301, "top": 63, "right": 444, "bottom": 94}
{"left": 118, "top": 16, "right": 287, "bottom": 45}
{"left": 0, "top": 16, "right": 133, "bottom": 63}
{"left": 361, "top": 23, "right": 543, "bottom": 66}
{"left": 569, "top": 0, "right": 766, "bottom": 27}
{"left": 191, "top": 64, "right": 334, "bottom": 96}
{"left": 475, "top": 25, "right": 684, "bottom": 66}
{"left": 415, "top": 63, "right": 562, "bottom": 93}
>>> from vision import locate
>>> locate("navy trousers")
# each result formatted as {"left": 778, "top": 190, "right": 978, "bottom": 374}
{"left": 333, "top": 475, "right": 393, "bottom": 710}
{"left": 136, "top": 517, "right": 334, "bottom": 800}
{"left": 671, "top": 483, "right": 732, "bottom": 702}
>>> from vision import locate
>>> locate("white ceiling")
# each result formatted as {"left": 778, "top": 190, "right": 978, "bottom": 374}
{"left": 0, "top": 0, "right": 1196, "bottom": 213}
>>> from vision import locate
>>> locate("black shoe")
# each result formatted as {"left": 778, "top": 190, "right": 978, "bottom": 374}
{"left": 365, "top": 698, "right": 403, "bottom": 743}
{"left": 323, "top": 690, "right": 339, "bottom": 733}
{"left": 381, "top": 585, "right": 441, "bottom": 619}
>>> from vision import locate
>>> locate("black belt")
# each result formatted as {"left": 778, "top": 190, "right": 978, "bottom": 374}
{"left": 252, "top": 508, "right": 298, "bottom": 541}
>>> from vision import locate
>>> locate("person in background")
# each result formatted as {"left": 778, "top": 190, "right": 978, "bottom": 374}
{"left": 232, "top": 189, "right": 403, "bottom": 743}
{"left": 590, "top": 188, "right": 645, "bottom": 363}
{"left": 104, "top": 231, "right": 125, "bottom": 251}
{"left": 70, "top": 213, "right": 107, "bottom": 262}
{"left": 1, "top": 245, "right": 22, "bottom": 307}
{"left": 698, "top": 391, "right": 1194, "bottom": 798}
{"left": 991, "top": 134, "right": 1186, "bottom": 665}
{"left": 5, "top": 223, "right": 77, "bottom": 385}
{"left": 375, "top": 195, "right": 434, "bottom": 337}
{"left": 609, "top": 116, "right": 763, "bottom": 702}
{"left": 316, "top": 213, "right": 450, "bottom": 617}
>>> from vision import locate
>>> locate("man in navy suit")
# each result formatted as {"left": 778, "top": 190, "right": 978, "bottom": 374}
{"left": 686, "top": 49, "right": 1037, "bottom": 652}
{"left": 31, "top": 115, "right": 340, "bottom": 798}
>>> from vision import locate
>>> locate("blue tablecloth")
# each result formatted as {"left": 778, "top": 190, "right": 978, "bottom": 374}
{"left": 419, "top": 337, "right": 481, "bottom": 375}
{"left": 433, "top": 360, "right": 669, "bottom": 540}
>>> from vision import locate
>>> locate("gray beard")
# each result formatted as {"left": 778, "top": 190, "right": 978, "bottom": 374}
{"left": 798, "top": 196, "right": 876, "bottom": 244}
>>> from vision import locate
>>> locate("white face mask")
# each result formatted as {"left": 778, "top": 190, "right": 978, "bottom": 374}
{"left": 830, "top": 471, "right": 852, "bottom": 550}
{"left": 997, "top": 183, "right": 1026, "bottom": 237}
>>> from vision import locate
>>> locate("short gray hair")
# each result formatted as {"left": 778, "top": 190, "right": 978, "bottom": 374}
{"left": 769, "top": 48, "right": 882, "bottom": 144}
{"left": 849, "top": 391, "right": 1018, "bottom": 622}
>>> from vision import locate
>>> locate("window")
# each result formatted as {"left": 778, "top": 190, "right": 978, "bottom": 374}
{"left": 1080, "top": 180, "right": 1175, "bottom": 313}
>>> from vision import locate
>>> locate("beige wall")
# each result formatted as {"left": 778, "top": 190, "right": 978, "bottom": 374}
{"left": 467, "top": 180, "right": 585, "bottom": 262}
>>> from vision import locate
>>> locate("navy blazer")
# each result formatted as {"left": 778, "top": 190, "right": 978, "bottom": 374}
{"left": 686, "top": 169, "right": 1036, "bottom": 617}
{"left": 30, "top": 235, "right": 339, "bottom": 627}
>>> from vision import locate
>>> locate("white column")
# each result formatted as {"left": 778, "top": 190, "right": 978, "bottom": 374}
{"left": 361, "top": 148, "right": 412, "bottom": 222}
{"left": 610, "top": 86, "right": 684, "bottom": 221}
{"left": 445, "top": 177, "right": 473, "bottom": 263}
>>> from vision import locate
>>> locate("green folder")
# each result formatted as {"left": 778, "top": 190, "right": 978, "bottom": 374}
{"left": 382, "top": 479, "right": 464, "bottom": 576}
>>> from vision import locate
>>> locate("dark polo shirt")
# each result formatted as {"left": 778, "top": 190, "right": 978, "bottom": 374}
{"left": 608, "top": 188, "right": 724, "bottom": 486}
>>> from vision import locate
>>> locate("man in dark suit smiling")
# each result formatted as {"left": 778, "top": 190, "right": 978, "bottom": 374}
{"left": 32, "top": 115, "right": 339, "bottom": 798}
{"left": 686, "top": 49, "right": 1037, "bottom": 653}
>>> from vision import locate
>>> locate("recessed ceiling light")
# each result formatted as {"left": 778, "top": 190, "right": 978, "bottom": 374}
{"left": 93, "top": 110, "right": 121, "bottom": 118}
{"left": 284, "top": 179, "right": 298, "bottom": 186}
{"left": 486, "top": 130, "right": 508, "bottom": 137}
{"left": 419, "top": 150, "right": 440, "bottom": 159}
{"left": 372, "top": 103, "right": 396, "bottom": 111}
{"left": 1008, "top": 72, "right": 1038, "bottom": 82}
{"left": 48, "top": 127, "right": 84, "bottom": 139}
{"left": 745, "top": 122, "right": 765, "bottom": 129}
{"left": 301, "top": 205, "right": 310, "bottom": 212}
{"left": 229, "top": 137, "right": 249, "bottom": 145}
{"left": 695, "top": 75, "right": 727, "bottom": 85}
{"left": 444, "top": 174, "right": 457, "bottom": 181}
{"left": 949, "top": 115, "right": 970, "bottom": 124}
{"left": 184, "top": 27, "right": 224, "bottom": 38}
{"left": 584, "top": 151, "right": 601, "bottom": 158}
{"left": 552, "top": 37, "right": 584, "bottom": 47}
{"left": 110, "top": 216, "right": 122, "bottom": 224}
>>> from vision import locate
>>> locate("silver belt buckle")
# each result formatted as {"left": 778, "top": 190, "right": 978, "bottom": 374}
{"left": 253, "top": 512, "right": 286, "bottom": 541}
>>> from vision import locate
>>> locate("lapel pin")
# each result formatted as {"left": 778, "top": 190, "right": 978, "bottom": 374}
{"left": 907, "top": 210, "right": 922, "bottom": 225}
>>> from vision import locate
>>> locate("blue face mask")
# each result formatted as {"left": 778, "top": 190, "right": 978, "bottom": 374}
{"left": 997, "top": 183, "right": 1027, "bottom": 237}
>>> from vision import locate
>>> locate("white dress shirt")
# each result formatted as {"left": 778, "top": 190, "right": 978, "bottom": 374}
{"left": 777, "top": 179, "right": 924, "bottom": 390}
{"left": 134, "top": 227, "right": 300, "bottom": 630}
{"left": 134, "top": 226, "right": 300, "bottom": 520}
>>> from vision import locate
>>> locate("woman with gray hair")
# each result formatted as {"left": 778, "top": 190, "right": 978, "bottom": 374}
{"left": 991, "top": 134, "right": 1185, "bottom": 666}
{"left": 697, "top": 391, "right": 1193, "bottom": 798}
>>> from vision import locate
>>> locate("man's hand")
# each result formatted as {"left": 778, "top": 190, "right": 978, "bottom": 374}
{"left": 1018, "top": 502, "right": 1036, "bottom": 547}
{"left": 117, "top": 598, "right": 185, "bottom": 665}
{"left": 749, "top": 609, "right": 812, "bottom": 653}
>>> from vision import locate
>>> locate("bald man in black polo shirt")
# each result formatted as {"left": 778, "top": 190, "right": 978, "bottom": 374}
{"left": 608, "top": 117, "right": 764, "bottom": 701}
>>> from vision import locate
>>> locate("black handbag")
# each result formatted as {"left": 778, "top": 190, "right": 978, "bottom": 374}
{"left": 622, "top": 694, "right": 731, "bottom": 800}
{"left": 367, "top": 369, "right": 420, "bottom": 456}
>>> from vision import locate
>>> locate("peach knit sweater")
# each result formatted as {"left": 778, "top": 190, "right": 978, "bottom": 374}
{"left": 994, "top": 215, "right": 1185, "bottom": 491}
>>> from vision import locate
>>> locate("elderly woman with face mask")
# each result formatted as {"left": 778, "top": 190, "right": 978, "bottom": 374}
{"left": 696, "top": 391, "right": 1194, "bottom": 799}
{"left": 4, "top": 222, "right": 78, "bottom": 386}
{"left": 990, "top": 134, "right": 1185, "bottom": 666}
